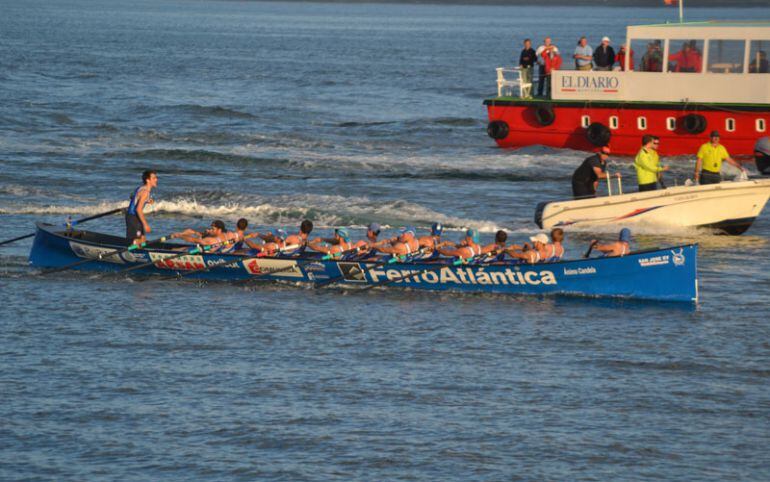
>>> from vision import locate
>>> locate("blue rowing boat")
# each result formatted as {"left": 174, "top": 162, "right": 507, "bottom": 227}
{"left": 29, "top": 223, "right": 699, "bottom": 303}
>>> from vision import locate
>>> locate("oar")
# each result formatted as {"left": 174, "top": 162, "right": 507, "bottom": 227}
{"left": 583, "top": 240, "right": 599, "bottom": 258}
{"left": 361, "top": 249, "right": 501, "bottom": 291}
{"left": 0, "top": 207, "right": 125, "bottom": 247}
{"left": 42, "top": 231, "right": 175, "bottom": 275}
{"left": 120, "top": 236, "right": 242, "bottom": 274}
{"left": 315, "top": 246, "right": 432, "bottom": 289}
{"left": 176, "top": 236, "right": 296, "bottom": 278}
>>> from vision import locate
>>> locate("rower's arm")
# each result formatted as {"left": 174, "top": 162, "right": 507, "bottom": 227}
{"left": 173, "top": 233, "right": 202, "bottom": 244}
{"left": 594, "top": 243, "right": 613, "bottom": 254}
{"left": 244, "top": 238, "right": 263, "bottom": 250}
{"left": 135, "top": 189, "right": 151, "bottom": 233}
{"left": 307, "top": 240, "right": 332, "bottom": 254}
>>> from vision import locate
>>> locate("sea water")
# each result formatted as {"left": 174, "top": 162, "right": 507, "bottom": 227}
{"left": 1, "top": 0, "right": 769, "bottom": 479}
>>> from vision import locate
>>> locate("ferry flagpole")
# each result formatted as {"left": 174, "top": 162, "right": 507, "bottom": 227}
{"left": 679, "top": 0, "right": 684, "bottom": 23}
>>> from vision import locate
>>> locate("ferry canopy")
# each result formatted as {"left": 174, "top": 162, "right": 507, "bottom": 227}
{"left": 628, "top": 21, "right": 770, "bottom": 41}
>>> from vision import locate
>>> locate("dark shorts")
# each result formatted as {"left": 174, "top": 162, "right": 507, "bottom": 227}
{"left": 125, "top": 213, "right": 144, "bottom": 242}
{"left": 572, "top": 180, "right": 596, "bottom": 199}
{"left": 638, "top": 182, "right": 658, "bottom": 192}
{"left": 700, "top": 170, "right": 722, "bottom": 185}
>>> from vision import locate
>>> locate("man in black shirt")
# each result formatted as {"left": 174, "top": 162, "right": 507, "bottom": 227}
{"left": 519, "top": 38, "right": 537, "bottom": 97}
{"left": 593, "top": 36, "right": 616, "bottom": 71}
{"left": 571, "top": 146, "right": 617, "bottom": 198}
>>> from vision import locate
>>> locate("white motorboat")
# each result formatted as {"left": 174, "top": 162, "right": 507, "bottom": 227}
{"left": 535, "top": 178, "right": 770, "bottom": 235}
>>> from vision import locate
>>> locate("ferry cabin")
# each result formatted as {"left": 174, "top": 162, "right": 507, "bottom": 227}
{"left": 485, "top": 22, "right": 770, "bottom": 156}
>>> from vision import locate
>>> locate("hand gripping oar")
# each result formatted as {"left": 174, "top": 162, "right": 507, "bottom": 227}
{"left": 176, "top": 236, "right": 296, "bottom": 278}
{"left": 361, "top": 249, "right": 501, "bottom": 291}
{"left": 119, "top": 236, "right": 243, "bottom": 274}
{"left": 42, "top": 231, "right": 178, "bottom": 275}
{"left": 315, "top": 246, "right": 432, "bottom": 289}
{"left": 583, "top": 240, "right": 599, "bottom": 259}
{"left": 0, "top": 207, "right": 125, "bottom": 247}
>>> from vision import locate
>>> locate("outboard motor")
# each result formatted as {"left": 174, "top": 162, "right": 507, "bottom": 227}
{"left": 534, "top": 201, "right": 548, "bottom": 228}
{"left": 756, "top": 137, "right": 770, "bottom": 175}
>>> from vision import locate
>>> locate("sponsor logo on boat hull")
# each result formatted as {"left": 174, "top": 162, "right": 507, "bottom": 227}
{"left": 149, "top": 252, "right": 205, "bottom": 271}
{"left": 243, "top": 258, "right": 303, "bottom": 278}
{"left": 367, "top": 266, "right": 557, "bottom": 286}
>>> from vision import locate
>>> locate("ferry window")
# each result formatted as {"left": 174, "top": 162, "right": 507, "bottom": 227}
{"left": 668, "top": 39, "right": 704, "bottom": 73}
{"left": 666, "top": 117, "right": 676, "bottom": 131}
{"left": 581, "top": 115, "right": 590, "bottom": 128}
{"left": 758, "top": 119, "right": 767, "bottom": 132}
{"left": 637, "top": 117, "right": 647, "bottom": 130}
{"left": 749, "top": 41, "right": 769, "bottom": 73}
{"left": 632, "top": 39, "right": 663, "bottom": 72}
{"left": 726, "top": 118, "right": 736, "bottom": 132}
{"left": 609, "top": 116, "right": 619, "bottom": 129}
{"left": 707, "top": 40, "right": 745, "bottom": 73}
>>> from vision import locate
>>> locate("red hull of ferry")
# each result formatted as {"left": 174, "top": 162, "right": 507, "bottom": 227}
{"left": 485, "top": 100, "right": 768, "bottom": 157}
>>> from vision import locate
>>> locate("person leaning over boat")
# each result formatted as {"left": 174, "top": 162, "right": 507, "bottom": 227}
{"left": 519, "top": 38, "right": 537, "bottom": 96}
{"left": 571, "top": 145, "right": 617, "bottom": 198}
{"left": 694, "top": 131, "right": 746, "bottom": 185}
{"left": 634, "top": 135, "right": 669, "bottom": 192}
{"left": 573, "top": 36, "right": 593, "bottom": 71}
{"left": 593, "top": 36, "right": 615, "bottom": 71}
{"left": 438, "top": 228, "right": 482, "bottom": 260}
{"left": 591, "top": 228, "right": 631, "bottom": 257}
{"left": 536, "top": 37, "right": 559, "bottom": 97}
{"left": 125, "top": 169, "right": 157, "bottom": 245}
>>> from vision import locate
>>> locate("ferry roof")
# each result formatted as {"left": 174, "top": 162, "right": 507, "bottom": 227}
{"left": 628, "top": 21, "right": 770, "bottom": 40}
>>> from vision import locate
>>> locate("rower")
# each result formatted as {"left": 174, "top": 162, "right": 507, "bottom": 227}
{"left": 375, "top": 226, "right": 420, "bottom": 257}
{"left": 352, "top": 222, "right": 381, "bottom": 258}
{"left": 438, "top": 228, "right": 482, "bottom": 260}
{"left": 245, "top": 228, "right": 286, "bottom": 256}
{"left": 308, "top": 227, "right": 354, "bottom": 256}
{"left": 125, "top": 170, "right": 157, "bottom": 245}
{"left": 591, "top": 228, "right": 631, "bottom": 257}
{"left": 417, "top": 222, "right": 444, "bottom": 258}
{"left": 221, "top": 218, "right": 248, "bottom": 253}
{"left": 171, "top": 220, "right": 229, "bottom": 250}
{"left": 507, "top": 233, "right": 547, "bottom": 264}
{"left": 545, "top": 228, "right": 565, "bottom": 262}
{"left": 285, "top": 219, "right": 314, "bottom": 249}
{"left": 480, "top": 230, "right": 508, "bottom": 262}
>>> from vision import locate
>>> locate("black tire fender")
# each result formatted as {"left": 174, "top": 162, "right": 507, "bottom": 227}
{"left": 535, "top": 104, "right": 555, "bottom": 126}
{"left": 681, "top": 114, "right": 707, "bottom": 134}
{"left": 586, "top": 122, "right": 612, "bottom": 147}
{"left": 486, "top": 120, "right": 509, "bottom": 140}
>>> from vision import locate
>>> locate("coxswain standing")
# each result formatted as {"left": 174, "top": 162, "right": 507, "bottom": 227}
{"left": 694, "top": 131, "right": 746, "bottom": 185}
{"left": 438, "top": 228, "right": 482, "bottom": 260}
{"left": 125, "top": 170, "right": 157, "bottom": 245}
{"left": 591, "top": 228, "right": 631, "bottom": 257}
{"left": 308, "top": 228, "right": 354, "bottom": 256}
{"left": 375, "top": 226, "right": 420, "bottom": 257}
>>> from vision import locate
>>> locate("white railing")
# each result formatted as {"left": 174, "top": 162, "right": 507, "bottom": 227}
{"left": 496, "top": 67, "right": 535, "bottom": 98}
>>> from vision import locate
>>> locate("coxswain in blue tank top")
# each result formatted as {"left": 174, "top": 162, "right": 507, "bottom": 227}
{"left": 125, "top": 170, "right": 157, "bottom": 245}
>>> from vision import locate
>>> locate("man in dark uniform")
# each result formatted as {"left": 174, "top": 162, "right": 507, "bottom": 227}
{"left": 571, "top": 146, "right": 617, "bottom": 198}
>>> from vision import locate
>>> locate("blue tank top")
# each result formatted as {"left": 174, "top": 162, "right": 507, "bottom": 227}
{"left": 127, "top": 186, "right": 147, "bottom": 216}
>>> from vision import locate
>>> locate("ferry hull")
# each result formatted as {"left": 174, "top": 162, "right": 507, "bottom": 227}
{"left": 29, "top": 224, "right": 698, "bottom": 303}
{"left": 485, "top": 99, "right": 769, "bottom": 157}
{"left": 535, "top": 179, "right": 770, "bottom": 234}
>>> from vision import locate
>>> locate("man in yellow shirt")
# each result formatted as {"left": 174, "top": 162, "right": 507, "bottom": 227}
{"left": 634, "top": 135, "right": 669, "bottom": 191}
{"left": 695, "top": 131, "right": 745, "bottom": 184}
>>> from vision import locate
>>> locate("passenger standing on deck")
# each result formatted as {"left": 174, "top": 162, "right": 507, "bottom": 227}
{"left": 634, "top": 135, "right": 669, "bottom": 192}
{"left": 694, "top": 131, "right": 746, "bottom": 185}
{"left": 573, "top": 36, "right": 593, "bottom": 71}
{"left": 125, "top": 170, "right": 157, "bottom": 245}
{"left": 519, "top": 38, "right": 537, "bottom": 97}
{"left": 593, "top": 37, "right": 615, "bottom": 71}
{"left": 591, "top": 228, "right": 631, "bottom": 257}
{"left": 571, "top": 146, "right": 616, "bottom": 198}
{"left": 616, "top": 44, "right": 634, "bottom": 71}
{"left": 536, "top": 37, "right": 559, "bottom": 97}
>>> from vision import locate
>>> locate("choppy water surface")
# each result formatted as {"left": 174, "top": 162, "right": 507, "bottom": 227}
{"left": 1, "top": 0, "right": 769, "bottom": 479}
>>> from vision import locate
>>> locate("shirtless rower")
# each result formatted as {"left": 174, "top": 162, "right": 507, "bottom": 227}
{"left": 438, "top": 228, "right": 483, "bottom": 260}
{"left": 308, "top": 227, "right": 355, "bottom": 256}
{"left": 285, "top": 220, "right": 314, "bottom": 248}
{"left": 417, "top": 222, "right": 444, "bottom": 257}
{"left": 480, "top": 230, "right": 508, "bottom": 261}
{"left": 171, "top": 220, "right": 229, "bottom": 250}
{"left": 591, "top": 228, "right": 631, "bottom": 257}
{"left": 375, "top": 226, "right": 420, "bottom": 257}
{"left": 125, "top": 170, "right": 157, "bottom": 245}
{"left": 245, "top": 229, "right": 287, "bottom": 256}
{"left": 352, "top": 223, "right": 381, "bottom": 257}
{"left": 507, "top": 233, "right": 548, "bottom": 264}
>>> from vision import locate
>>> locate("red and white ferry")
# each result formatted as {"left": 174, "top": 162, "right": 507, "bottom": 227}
{"left": 485, "top": 21, "right": 770, "bottom": 156}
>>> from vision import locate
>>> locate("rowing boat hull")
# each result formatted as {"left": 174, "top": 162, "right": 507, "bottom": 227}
{"left": 29, "top": 224, "right": 699, "bottom": 302}
{"left": 535, "top": 179, "right": 770, "bottom": 234}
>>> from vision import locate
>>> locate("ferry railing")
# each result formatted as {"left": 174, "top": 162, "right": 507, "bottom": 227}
{"left": 496, "top": 67, "right": 534, "bottom": 98}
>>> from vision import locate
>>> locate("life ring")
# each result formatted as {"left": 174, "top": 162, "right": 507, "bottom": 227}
{"left": 535, "top": 105, "right": 555, "bottom": 126}
{"left": 586, "top": 122, "right": 611, "bottom": 147}
{"left": 486, "top": 120, "right": 509, "bottom": 140}
{"left": 681, "top": 114, "right": 707, "bottom": 134}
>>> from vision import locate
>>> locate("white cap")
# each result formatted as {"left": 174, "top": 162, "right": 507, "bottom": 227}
{"left": 602, "top": 36, "right": 610, "bottom": 42}
{"left": 529, "top": 233, "right": 549, "bottom": 244}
